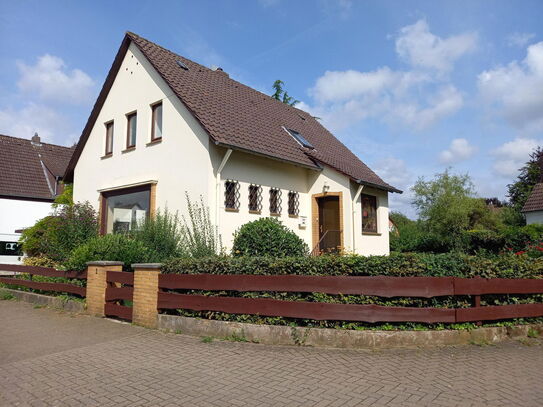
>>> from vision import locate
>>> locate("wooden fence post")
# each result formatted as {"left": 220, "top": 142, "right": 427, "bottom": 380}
{"left": 86, "top": 261, "right": 124, "bottom": 317}
{"left": 132, "top": 263, "right": 162, "bottom": 328}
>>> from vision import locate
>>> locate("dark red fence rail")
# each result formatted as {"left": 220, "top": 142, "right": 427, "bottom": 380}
{"left": 0, "top": 263, "right": 86, "bottom": 296}
{"left": 158, "top": 274, "right": 543, "bottom": 324}
{"left": 104, "top": 270, "right": 133, "bottom": 321}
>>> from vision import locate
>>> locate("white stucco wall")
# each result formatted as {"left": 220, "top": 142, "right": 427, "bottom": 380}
{"left": 73, "top": 43, "right": 214, "bottom": 219}
{"left": 525, "top": 211, "right": 543, "bottom": 225}
{"left": 0, "top": 198, "right": 53, "bottom": 234}
{"left": 72, "top": 41, "right": 391, "bottom": 256}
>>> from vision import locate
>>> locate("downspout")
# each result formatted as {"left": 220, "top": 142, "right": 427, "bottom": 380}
{"left": 352, "top": 184, "right": 364, "bottom": 253}
{"left": 215, "top": 149, "right": 233, "bottom": 245}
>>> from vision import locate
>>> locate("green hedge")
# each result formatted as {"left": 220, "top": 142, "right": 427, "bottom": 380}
{"left": 161, "top": 253, "right": 543, "bottom": 331}
{"left": 162, "top": 252, "right": 543, "bottom": 279}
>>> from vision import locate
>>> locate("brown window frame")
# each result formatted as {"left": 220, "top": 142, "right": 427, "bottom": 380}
{"left": 361, "top": 194, "right": 378, "bottom": 234}
{"left": 151, "top": 102, "right": 163, "bottom": 141}
{"left": 126, "top": 112, "right": 137, "bottom": 149}
{"left": 104, "top": 121, "right": 114, "bottom": 156}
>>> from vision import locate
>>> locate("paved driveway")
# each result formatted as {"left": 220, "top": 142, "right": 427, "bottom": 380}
{"left": 1, "top": 300, "right": 542, "bottom": 407}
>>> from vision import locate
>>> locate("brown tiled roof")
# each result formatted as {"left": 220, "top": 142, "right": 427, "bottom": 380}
{"left": 522, "top": 183, "right": 543, "bottom": 212}
{"left": 0, "top": 134, "right": 74, "bottom": 201}
{"left": 65, "top": 32, "right": 400, "bottom": 193}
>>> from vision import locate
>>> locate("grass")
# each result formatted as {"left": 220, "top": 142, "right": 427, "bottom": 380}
{"left": 201, "top": 336, "right": 214, "bottom": 343}
{"left": 468, "top": 339, "right": 495, "bottom": 347}
{"left": 0, "top": 292, "right": 15, "bottom": 301}
{"left": 33, "top": 304, "right": 45, "bottom": 309}
{"left": 527, "top": 328, "right": 540, "bottom": 338}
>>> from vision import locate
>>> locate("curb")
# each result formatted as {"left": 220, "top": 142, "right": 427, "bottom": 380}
{"left": 0, "top": 288, "right": 86, "bottom": 313}
{"left": 159, "top": 314, "right": 543, "bottom": 349}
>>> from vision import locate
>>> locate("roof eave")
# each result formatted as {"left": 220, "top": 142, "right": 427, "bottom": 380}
{"left": 355, "top": 179, "right": 403, "bottom": 194}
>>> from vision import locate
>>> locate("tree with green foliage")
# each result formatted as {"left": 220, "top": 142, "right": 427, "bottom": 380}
{"left": 52, "top": 183, "right": 73, "bottom": 208}
{"left": 411, "top": 170, "right": 499, "bottom": 250}
{"left": 506, "top": 146, "right": 542, "bottom": 224}
{"left": 272, "top": 80, "right": 299, "bottom": 106}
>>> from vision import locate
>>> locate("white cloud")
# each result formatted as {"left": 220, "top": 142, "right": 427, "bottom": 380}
{"left": 17, "top": 54, "right": 95, "bottom": 104}
{"left": 507, "top": 32, "right": 536, "bottom": 48}
{"left": 395, "top": 19, "right": 477, "bottom": 74}
{"left": 302, "top": 19, "right": 471, "bottom": 133}
{"left": 491, "top": 137, "right": 541, "bottom": 177}
{"left": 439, "top": 138, "right": 477, "bottom": 164}
{"left": 478, "top": 41, "right": 543, "bottom": 133}
{"left": 373, "top": 156, "right": 415, "bottom": 217}
{"left": 0, "top": 103, "right": 74, "bottom": 144}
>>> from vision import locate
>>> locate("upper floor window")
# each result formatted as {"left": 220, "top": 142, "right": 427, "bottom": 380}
{"left": 151, "top": 102, "right": 163, "bottom": 141}
{"left": 288, "top": 191, "right": 299, "bottom": 216}
{"left": 269, "top": 187, "right": 282, "bottom": 215}
{"left": 224, "top": 180, "right": 240, "bottom": 210}
{"left": 105, "top": 121, "right": 114, "bottom": 155}
{"left": 248, "top": 184, "right": 262, "bottom": 213}
{"left": 126, "top": 112, "right": 137, "bottom": 148}
{"left": 362, "top": 194, "right": 377, "bottom": 233}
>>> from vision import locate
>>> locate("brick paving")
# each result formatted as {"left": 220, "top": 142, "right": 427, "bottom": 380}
{"left": 1, "top": 300, "right": 542, "bottom": 407}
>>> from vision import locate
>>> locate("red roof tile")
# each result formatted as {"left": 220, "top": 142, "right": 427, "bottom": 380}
{"left": 522, "top": 183, "right": 543, "bottom": 212}
{"left": 65, "top": 32, "right": 400, "bottom": 193}
{"left": 0, "top": 134, "right": 74, "bottom": 201}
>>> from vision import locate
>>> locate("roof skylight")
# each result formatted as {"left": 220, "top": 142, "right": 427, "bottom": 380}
{"left": 176, "top": 60, "right": 189, "bottom": 70}
{"left": 285, "top": 128, "right": 314, "bottom": 149}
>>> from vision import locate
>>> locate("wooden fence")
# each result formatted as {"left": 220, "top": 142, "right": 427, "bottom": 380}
{"left": 157, "top": 274, "right": 543, "bottom": 324}
{"left": 0, "top": 264, "right": 86, "bottom": 297}
{"left": 105, "top": 270, "right": 133, "bottom": 321}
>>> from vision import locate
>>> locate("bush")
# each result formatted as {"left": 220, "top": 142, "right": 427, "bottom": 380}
{"left": 131, "top": 209, "right": 183, "bottom": 261}
{"left": 64, "top": 234, "right": 152, "bottom": 271}
{"left": 19, "top": 202, "right": 98, "bottom": 262}
{"left": 179, "top": 194, "right": 221, "bottom": 258}
{"left": 232, "top": 218, "right": 308, "bottom": 257}
{"left": 162, "top": 252, "right": 543, "bottom": 279}
{"left": 462, "top": 230, "right": 505, "bottom": 254}
{"left": 22, "top": 256, "right": 59, "bottom": 269}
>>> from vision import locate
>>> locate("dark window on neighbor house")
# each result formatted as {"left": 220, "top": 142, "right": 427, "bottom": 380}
{"left": 362, "top": 194, "right": 378, "bottom": 233}
{"left": 0, "top": 241, "right": 21, "bottom": 256}
{"left": 248, "top": 184, "right": 262, "bottom": 212}
{"left": 288, "top": 191, "right": 299, "bottom": 216}
{"left": 126, "top": 112, "right": 137, "bottom": 148}
{"left": 269, "top": 188, "right": 282, "bottom": 215}
{"left": 151, "top": 102, "right": 162, "bottom": 141}
{"left": 225, "top": 180, "right": 240, "bottom": 210}
{"left": 105, "top": 121, "right": 114, "bottom": 155}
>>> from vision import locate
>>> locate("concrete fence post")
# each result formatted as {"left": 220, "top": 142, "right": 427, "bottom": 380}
{"left": 132, "top": 263, "right": 162, "bottom": 328}
{"left": 85, "top": 261, "right": 124, "bottom": 317}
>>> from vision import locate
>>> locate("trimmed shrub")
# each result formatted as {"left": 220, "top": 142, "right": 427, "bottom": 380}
{"left": 232, "top": 218, "right": 308, "bottom": 257}
{"left": 64, "top": 234, "right": 152, "bottom": 271}
{"left": 162, "top": 252, "right": 543, "bottom": 279}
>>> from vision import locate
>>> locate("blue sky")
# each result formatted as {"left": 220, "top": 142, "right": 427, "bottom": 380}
{"left": 1, "top": 0, "right": 542, "bottom": 216}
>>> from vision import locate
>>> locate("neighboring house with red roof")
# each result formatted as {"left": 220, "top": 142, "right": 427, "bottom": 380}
{"left": 65, "top": 32, "right": 401, "bottom": 255}
{"left": 522, "top": 183, "right": 543, "bottom": 225}
{"left": 0, "top": 133, "right": 74, "bottom": 263}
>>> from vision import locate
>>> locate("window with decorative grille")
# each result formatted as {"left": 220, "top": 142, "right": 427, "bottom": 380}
{"left": 288, "top": 191, "right": 299, "bottom": 216}
{"left": 248, "top": 184, "right": 262, "bottom": 212}
{"left": 224, "top": 180, "right": 240, "bottom": 210}
{"left": 269, "top": 188, "right": 282, "bottom": 215}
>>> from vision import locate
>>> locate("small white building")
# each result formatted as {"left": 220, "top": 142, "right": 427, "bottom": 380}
{"left": 522, "top": 183, "right": 543, "bottom": 225}
{"left": 65, "top": 32, "right": 401, "bottom": 255}
{"left": 0, "top": 133, "right": 73, "bottom": 264}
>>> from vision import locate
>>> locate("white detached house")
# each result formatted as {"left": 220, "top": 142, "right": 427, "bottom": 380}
{"left": 65, "top": 32, "right": 401, "bottom": 255}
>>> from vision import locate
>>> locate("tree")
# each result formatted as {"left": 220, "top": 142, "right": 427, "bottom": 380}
{"left": 411, "top": 170, "right": 499, "bottom": 249}
{"left": 272, "top": 80, "right": 299, "bottom": 106}
{"left": 506, "top": 146, "right": 542, "bottom": 221}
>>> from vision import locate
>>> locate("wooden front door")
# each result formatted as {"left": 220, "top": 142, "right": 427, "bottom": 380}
{"left": 317, "top": 196, "right": 341, "bottom": 253}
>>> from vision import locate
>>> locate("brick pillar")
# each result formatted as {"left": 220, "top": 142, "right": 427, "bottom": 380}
{"left": 132, "top": 263, "right": 162, "bottom": 328}
{"left": 85, "top": 261, "right": 123, "bottom": 317}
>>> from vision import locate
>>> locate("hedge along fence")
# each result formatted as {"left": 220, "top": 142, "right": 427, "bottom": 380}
{"left": 160, "top": 254, "right": 543, "bottom": 329}
{"left": 0, "top": 263, "right": 87, "bottom": 297}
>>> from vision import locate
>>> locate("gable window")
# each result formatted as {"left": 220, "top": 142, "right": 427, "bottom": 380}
{"left": 105, "top": 121, "right": 114, "bottom": 156}
{"left": 224, "top": 180, "right": 240, "bottom": 210}
{"left": 361, "top": 194, "right": 378, "bottom": 233}
{"left": 126, "top": 112, "right": 137, "bottom": 148}
{"left": 151, "top": 102, "right": 163, "bottom": 141}
{"left": 269, "top": 188, "right": 282, "bottom": 215}
{"left": 288, "top": 191, "right": 299, "bottom": 216}
{"left": 248, "top": 184, "right": 262, "bottom": 213}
